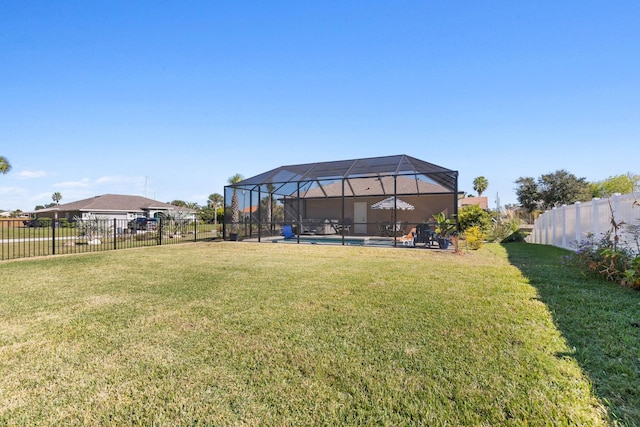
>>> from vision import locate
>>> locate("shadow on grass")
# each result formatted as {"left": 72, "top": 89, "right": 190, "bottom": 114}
{"left": 503, "top": 243, "right": 640, "bottom": 426}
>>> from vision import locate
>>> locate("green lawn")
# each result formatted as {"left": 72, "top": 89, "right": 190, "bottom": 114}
{"left": 1, "top": 242, "right": 637, "bottom": 425}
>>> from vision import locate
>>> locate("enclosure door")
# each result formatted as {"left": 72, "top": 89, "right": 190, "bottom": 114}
{"left": 354, "top": 202, "right": 367, "bottom": 234}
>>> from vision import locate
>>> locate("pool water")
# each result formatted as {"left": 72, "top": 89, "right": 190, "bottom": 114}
{"left": 273, "top": 236, "right": 394, "bottom": 246}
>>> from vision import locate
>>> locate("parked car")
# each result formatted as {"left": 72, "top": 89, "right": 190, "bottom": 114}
{"left": 127, "top": 217, "right": 158, "bottom": 231}
{"left": 23, "top": 219, "right": 40, "bottom": 227}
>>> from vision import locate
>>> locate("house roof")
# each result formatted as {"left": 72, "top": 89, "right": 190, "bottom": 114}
{"left": 241, "top": 205, "right": 258, "bottom": 213}
{"left": 34, "top": 194, "right": 190, "bottom": 214}
{"left": 459, "top": 196, "right": 489, "bottom": 210}
{"left": 234, "top": 154, "right": 458, "bottom": 192}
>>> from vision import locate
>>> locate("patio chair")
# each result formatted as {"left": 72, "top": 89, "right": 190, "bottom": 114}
{"left": 332, "top": 218, "right": 351, "bottom": 235}
{"left": 376, "top": 222, "right": 390, "bottom": 237}
{"left": 391, "top": 221, "right": 408, "bottom": 237}
{"left": 282, "top": 225, "right": 296, "bottom": 239}
{"left": 414, "top": 223, "right": 435, "bottom": 247}
{"left": 398, "top": 227, "right": 416, "bottom": 246}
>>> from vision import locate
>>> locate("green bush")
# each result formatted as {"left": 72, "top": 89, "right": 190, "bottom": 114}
{"left": 501, "top": 230, "right": 527, "bottom": 243}
{"left": 458, "top": 205, "right": 491, "bottom": 233}
{"left": 564, "top": 232, "right": 640, "bottom": 290}
{"left": 58, "top": 218, "right": 75, "bottom": 228}
{"left": 487, "top": 219, "right": 519, "bottom": 242}
{"left": 37, "top": 217, "right": 52, "bottom": 228}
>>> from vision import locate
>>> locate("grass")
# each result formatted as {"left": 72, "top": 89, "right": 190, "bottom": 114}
{"left": 0, "top": 242, "right": 637, "bottom": 425}
{"left": 504, "top": 243, "right": 640, "bottom": 425}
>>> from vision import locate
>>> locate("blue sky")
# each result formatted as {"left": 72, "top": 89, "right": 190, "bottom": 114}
{"left": 1, "top": 1, "right": 638, "bottom": 212}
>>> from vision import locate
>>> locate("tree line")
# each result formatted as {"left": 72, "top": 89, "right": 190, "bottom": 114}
{"left": 3, "top": 154, "right": 637, "bottom": 223}
{"left": 515, "top": 170, "right": 639, "bottom": 218}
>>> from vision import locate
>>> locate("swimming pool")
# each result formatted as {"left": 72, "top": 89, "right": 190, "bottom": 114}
{"left": 272, "top": 236, "right": 395, "bottom": 246}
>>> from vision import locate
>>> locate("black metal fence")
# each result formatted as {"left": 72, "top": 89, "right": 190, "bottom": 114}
{"left": 0, "top": 218, "right": 220, "bottom": 261}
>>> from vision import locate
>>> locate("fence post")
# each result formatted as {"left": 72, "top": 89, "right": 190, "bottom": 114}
{"left": 551, "top": 207, "right": 557, "bottom": 246}
{"left": 194, "top": 219, "right": 197, "bottom": 242}
{"left": 561, "top": 205, "right": 567, "bottom": 248}
{"left": 592, "top": 198, "right": 600, "bottom": 237}
{"left": 52, "top": 219, "right": 56, "bottom": 255}
{"left": 537, "top": 214, "right": 543, "bottom": 244}
{"left": 113, "top": 218, "right": 117, "bottom": 250}
{"left": 574, "top": 201, "right": 581, "bottom": 245}
{"left": 534, "top": 215, "right": 546, "bottom": 244}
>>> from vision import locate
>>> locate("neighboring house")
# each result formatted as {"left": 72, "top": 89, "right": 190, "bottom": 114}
{"left": 32, "top": 194, "right": 196, "bottom": 222}
{"left": 459, "top": 196, "right": 489, "bottom": 210}
{"left": 241, "top": 205, "right": 258, "bottom": 221}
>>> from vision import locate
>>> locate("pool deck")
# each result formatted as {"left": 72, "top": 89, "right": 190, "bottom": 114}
{"left": 242, "top": 234, "right": 447, "bottom": 249}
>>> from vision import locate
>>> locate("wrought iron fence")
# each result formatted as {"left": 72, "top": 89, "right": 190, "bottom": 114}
{"left": 0, "top": 218, "right": 220, "bottom": 261}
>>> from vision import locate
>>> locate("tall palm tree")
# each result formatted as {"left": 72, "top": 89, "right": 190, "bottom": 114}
{"left": 227, "top": 174, "right": 244, "bottom": 230}
{"left": 473, "top": 176, "right": 489, "bottom": 197}
{"left": 265, "top": 184, "right": 275, "bottom": 227}
{"left": 208, "top": 193, "right": 223, "bottom": 225}
{"left": 0, "top": 156, "right": 11, "bottom": 174}
{"left": 52, "top": 192, "right": 63, "bottom": 205}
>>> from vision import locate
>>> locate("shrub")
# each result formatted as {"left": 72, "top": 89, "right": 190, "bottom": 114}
{"left": 37, "top": 217, "right": 52, "bottom": 228}
{"left": 565, "top": 232, "right": 640, "bottom": 290}
{"left": 458, "top": 205, "right": 491, "bottom": 233}
{"left": 487, "top": 219, "right": 519, "bottom": 242}
{"left": 501, "top": 230, "right": 527, "bottom": 243}
{"left": 622, "top": 256, "right": 640, "bottom": 288}
{"left": 432, "top": 211, "right": 457, "bottom": 238}
{"left": 464, "top": 226, "right": 485, "bottom": 250}
{"left": 58, "top": 218, "right": 74, "bottom": 228}
{"left": 73, "top": 215, "right": 111, "bottom": 240}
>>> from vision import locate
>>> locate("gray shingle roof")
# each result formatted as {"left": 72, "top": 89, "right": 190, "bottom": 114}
{"left": 35, "top": 194, "right": 189, "bottom": 213}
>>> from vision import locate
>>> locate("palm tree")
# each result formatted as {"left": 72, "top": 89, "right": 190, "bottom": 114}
{"left": 208, "top": 193, "right": 223, "bottom": 226}
{"left": 162, "top": 209, "right": 192, "bottom": 236}
{"left": 473, "top": 176, "right": 489, "bottom": 197}
{"left": 265, "top": 184, "right": 275, "bottom": 228}
{"left": 0, "top": 156, "right": 11, "bottom": 174}
{"left": 52, "top": 192, "right": 63, "bottom": 205}
{"left": 227, "top": 174, "right": 244, "bottom": 230}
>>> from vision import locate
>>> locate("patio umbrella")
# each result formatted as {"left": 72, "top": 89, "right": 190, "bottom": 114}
{"left": 371, "top": 196, "right": 414, "bottom": 237}
{"left": 371, "top": 196, "right": 415, "bottom": 211}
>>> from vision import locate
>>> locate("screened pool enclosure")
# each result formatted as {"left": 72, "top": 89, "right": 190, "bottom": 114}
{"left": 223, "top": 154, "right": 458, "bottom": 245}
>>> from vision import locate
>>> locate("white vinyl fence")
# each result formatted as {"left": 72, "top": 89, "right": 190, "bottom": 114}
{"left": 528, "top": 193, "right": 640, "bottom": 253}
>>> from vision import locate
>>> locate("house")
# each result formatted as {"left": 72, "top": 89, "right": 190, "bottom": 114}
{"left": 32, "top": 194, "right": 196, "bottom": 222}
{"left": 241, "top": 205, "right": 258, "bottom": 221}
{"left": 224, "top": 154, "right": 459, "bottom": 240}
{"left": 459, "top": 196, "right": 489, "bottom": 210}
